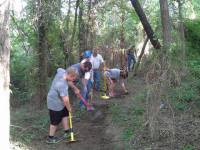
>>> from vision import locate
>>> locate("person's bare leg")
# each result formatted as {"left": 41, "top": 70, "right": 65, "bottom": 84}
{"left": 49, "top": 124, "right": 57, "bottom": 136}
{"left": 62, "top": 116, "right": 69, "bottom": 130}
{"left": 108, "top": 79, "right": 115, "bottom": 96}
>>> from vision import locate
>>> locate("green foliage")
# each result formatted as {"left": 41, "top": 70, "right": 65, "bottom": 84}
{"left": 10, "top": 16, "right": 38, "bottom": 105}
{"left": 109, "top": 87, "right": 145, "bottom": 148}
{"left": 184, "top": 19, "right": 200, "bottom": 55}
{"left": 182, "top": 144, "right": 195, "bottom": 150}
{"left": 170, "top": 80, "right": 200, "bottom": 110}
{"left": 122, "top": 128, "right": 134, "bottom": 141}
{"left": 47, "top": 19, "right": 66, "bottom": 69}
{"left": 10, "top": 108, "right": 49, "bottom": 144}
{"left": 188, "top": 59, "right": 200, "bottom": 78}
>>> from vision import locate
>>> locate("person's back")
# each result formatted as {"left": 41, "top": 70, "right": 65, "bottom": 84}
{"left": 70, "top": 63, "right": 84, "bottom": 79}
{"left": 105, "top": 68, "right": 120, "bottom": 80}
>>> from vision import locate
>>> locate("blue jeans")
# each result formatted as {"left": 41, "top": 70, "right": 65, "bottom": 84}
{"left": 80, "top": 79, "right": 93, "bottom": 107}
{"left": 93, "top": 70, "right": 100, "bottom": 91}
{"left": 128, "top": 59, "right": 134, "bottom": 71}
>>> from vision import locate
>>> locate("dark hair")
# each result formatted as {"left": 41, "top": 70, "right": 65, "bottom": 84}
{"left": 120, "top": 70, "right": 128, "bottom": 79}
{"left": 83, "top": 61, "right": 92, "bottom": 71}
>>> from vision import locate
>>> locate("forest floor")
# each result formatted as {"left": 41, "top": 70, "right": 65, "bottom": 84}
{"left": 10, "top": 74, "right": 200, "bottom": 150}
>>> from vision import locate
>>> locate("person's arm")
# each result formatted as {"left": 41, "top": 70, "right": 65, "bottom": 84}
{"left": 68, "top": 81, "right": 80, "bottom": 96}
{"left": 61, "top": 96, "right": 72, "bottom": 112}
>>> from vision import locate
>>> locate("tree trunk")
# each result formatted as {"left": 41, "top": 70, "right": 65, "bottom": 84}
{"left": 0, "top": 0, "right": 10, "bottom": 149}
{"left": 177, "top": 0, "right": 185, "bottom": 57}
{"left": 159, "top": 0, "right": 172, "bottom": 50}
{"left": 133, "top": 37, "right": 149, "bottom": 75}
{"left": 68, "top": 0, "right": 80, "bottom": 64}
{"left": 130, "top": 0, "right": 161, "bottom": 49}
{"left": 37, "top": 0, "right": 48, "bottom": 107}
{"left": 85, "top": 0, "right": 92, "bottom": 49}
{"left": 64, "top": 0, "right": 71, "bottom": 67}
{"left": 86, "top": 0, "right": 95, "bottom": 50}
{"left": 120, "top": 0, "right": 125, "bottom": 50}
{"left": 78, "top": 0, "right": 86, "bottom": 56}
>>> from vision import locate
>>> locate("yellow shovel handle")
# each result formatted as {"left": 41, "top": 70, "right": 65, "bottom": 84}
{"left": 69, "top": 112, "right": 75, "bottom": 141}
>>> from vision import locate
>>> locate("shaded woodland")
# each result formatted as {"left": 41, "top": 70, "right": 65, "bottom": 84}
{"left": 1, "top": 0, "right": 200, "bottom": 149}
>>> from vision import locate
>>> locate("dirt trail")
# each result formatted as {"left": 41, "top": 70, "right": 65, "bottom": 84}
{"left": 31, "top": 93, "right": 117, "bottom": 150}
{"left": 11, "top": 76, "right": 143, "bottom": 150}
{"left": 11, "top": 76, "right": 200, "bottom": 150}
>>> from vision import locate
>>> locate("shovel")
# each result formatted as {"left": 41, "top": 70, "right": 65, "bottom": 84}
{"left": 78, "top": 94, "right": 95, "bottom": 111}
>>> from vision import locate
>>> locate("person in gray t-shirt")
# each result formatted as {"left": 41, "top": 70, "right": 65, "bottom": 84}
{"left": 46, "top": 67, "right": 78, "bottom": 144}
{"left": 104, "top": 68, "right": 128, "bottom": 97}
{"left": 68, "top": 61, "right": 92, "bottom": 109}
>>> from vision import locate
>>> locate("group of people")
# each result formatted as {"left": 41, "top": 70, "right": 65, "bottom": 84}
{"left": 46, "top": 47, "right": 135, "bottom": 144}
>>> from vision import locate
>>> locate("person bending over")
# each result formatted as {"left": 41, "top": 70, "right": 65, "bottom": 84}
{"left": 104, "top": 68, "right": 128, "bottom": 97}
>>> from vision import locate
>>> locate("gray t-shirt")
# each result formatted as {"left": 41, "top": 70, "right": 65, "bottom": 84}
{"left": 47, "top": 68, "right": 68, "bottom": 111}
{"left": 70, "top": 63, "right": 85, "bottom": 79}
{"left": 105, "top": 68, "right": 120, "bottom": 80}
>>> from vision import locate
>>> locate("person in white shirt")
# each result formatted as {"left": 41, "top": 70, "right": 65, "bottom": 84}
{"left": 91, "top": 47, "right": 104, "bottom": 91}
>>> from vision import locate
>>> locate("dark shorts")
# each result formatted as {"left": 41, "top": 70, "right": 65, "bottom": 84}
{"left": 49, "top": 107, "right": 69, "bottom": 125}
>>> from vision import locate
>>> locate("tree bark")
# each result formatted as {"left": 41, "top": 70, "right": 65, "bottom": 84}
{"left": 133, "top": 37, "right": 149, "bottom": 75}
{"left": 0, "top": 0, "right": 10, "bottom": 149}
{"left": 177, "top": 0, "right": 185, "bottom": 57}
{"left": 130, "top": 0, "right": 161, "bottom": 49}
{"left": 159, "top": 0, "right": 172, "bottom": 50}
{"left": 86, "top": 0, "right": 95, "bottom": 50}
{"left": 63, "top": 0, "right": 71, "bottom": 67}
{"left": 78, "top": 0, "right": 86, "bottom": 56}
{"left": 67, "top": 0, "right": 80, "bottom": 64}
{"left": 37, "top": 0, "right": 48, "bottom": 107}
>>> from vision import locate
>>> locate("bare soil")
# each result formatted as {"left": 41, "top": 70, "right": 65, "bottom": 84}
{"left": 11, "top": 75, "right": 200, "bottom": 150}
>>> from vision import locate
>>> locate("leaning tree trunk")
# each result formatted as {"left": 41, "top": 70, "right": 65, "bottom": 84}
{"left": 37, "top": 0, "right": 48, "bottom": 107}
{"left": 130, "top": 0, "right": 161, "bottom": 49}
{"left": 133, "top": 37, "right": 149, "bottom": 75}
{"left": 0, "top": 0, "right": 10, "bottom": 149}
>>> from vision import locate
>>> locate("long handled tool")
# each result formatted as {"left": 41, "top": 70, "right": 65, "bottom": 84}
{"left": 68, "top": 112, "right": 76, "bottom": 143}
{"left": 78, "top": 94, "right": 95, "bottom": 111}
{"left": 101, "top": 63, "right": 110, "bottom": 100}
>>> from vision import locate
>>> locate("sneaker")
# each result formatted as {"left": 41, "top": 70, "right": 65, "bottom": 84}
{"left": 63, "top": 132, "right": 71, "bottom": 139}
{"left": 59, "top": 132, "right": 71, "bottom": 141}
{"left": 46, "top": 136, "right": 61, "bottom": 144}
